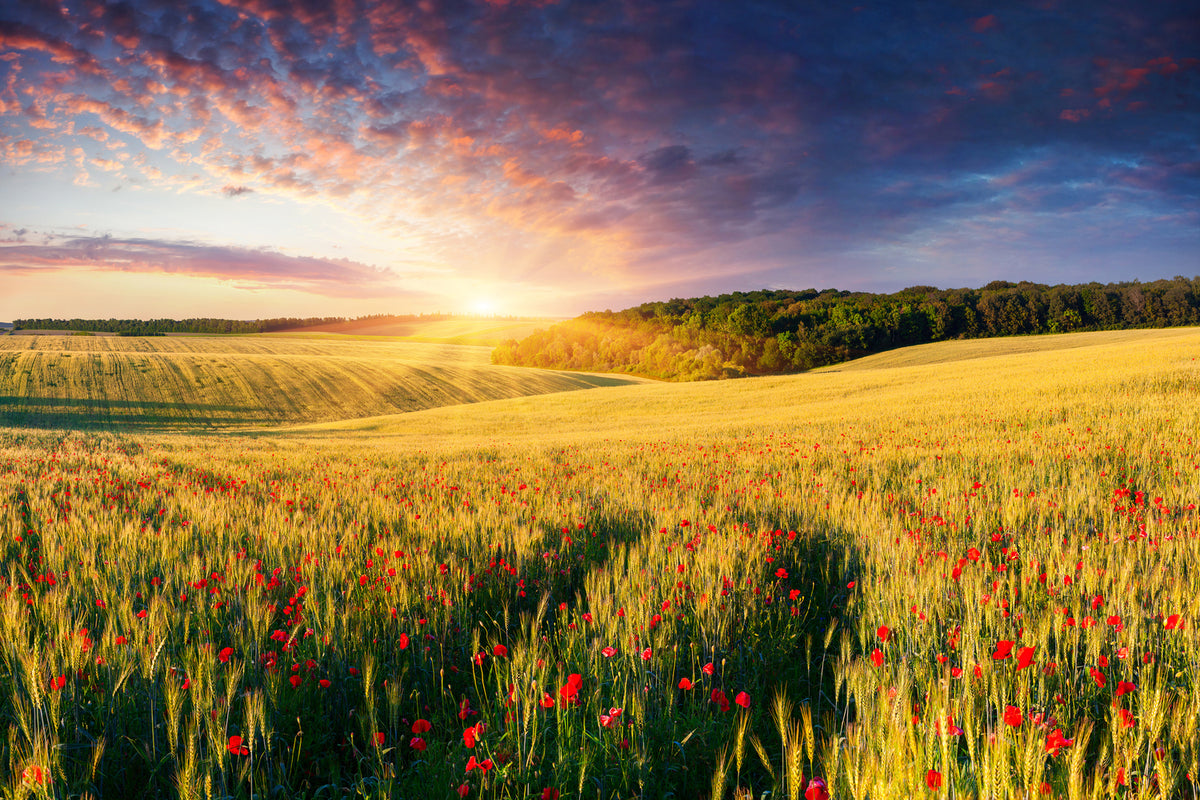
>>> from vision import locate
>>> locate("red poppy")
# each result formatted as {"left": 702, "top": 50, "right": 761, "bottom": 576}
{"left": 289, "top": 675, "right": 302, "bottom": 689}
{"left": 991, "top": 640, "right": 1014, "bottom": 660}
{"left": 679, "top": 677, "right": 693, "bottom": 690}
{"left": 1089, "top": 667, "right": 1106, "bottom": 688}
{"left": 540, "top": 692, "right": 555, "bottom": 709}
{"left": 560, "top": 674, "right": 583, "bottom": 704}
{"left": 775, "top": 567, "right": 788, "bottom": 579}
{"left": 1015, "top": 646, "right": 1035, "bottom": 669}
{"left": 711, "top": 689, "right": 730, "bottom": 712}
{"left": 412, "top": 719, "right": 432, "bottom": 734}
{"left": 457, "top": 784, "right": 470, "bottom": 798}
{"left": 493, "top": 644, "right": 507, "bottom": 658}
{"left": 1115, "top": 681, "right": 1136, "bottom": 698}
{"left": 398, "top": 633, "right": 410, "bottom": 649}
{"left": 641, "top": 647, "right": 652, "bottom": 661}
{"left": 463, "top": 724, "right": 481, "bottom": 748}
{"left": 218, "top": 647, "right": 234, "bottom": 664}
{"left": 374, "top": 732, "right": 385, "bottom": 746}
{"left": 410, "top": 736, "right": 426, "bottom": 751}
{"left": 227, "top": 735, "right": 249, "bottom": 755}
{"left": 319, "top": 679, "right": 331, "bottom": 688}
{"left": 735, "top": 691, "right": 750, "bottom": 709}
{"left": 877, "top": 625, "right": 891, "bottom": 643}
{"left": 926, "top": 769, "right": 942, "bottom": 789}
{"left": 702, "top": 662, "right": 715, "bottom": 675}
{"left": 1003, "top": 705, "right": 1022, "bottom": 726}
{"left": 1165, "top": 614, "right": 1183, "bottom": 630}
{"left": 1044, "top": 729, "right": 1074, "bottom": 756}
{"left": 804, "top": 777, "right": 830, "bottom": 800}
{"left": 870, "top": 648, "right": 884, "bottom": 667}
{"left": 602, "top": 646, "right": 617, "bottom": 658}
{"left": 541, "top": 789, "right": 560, "bottom": 800}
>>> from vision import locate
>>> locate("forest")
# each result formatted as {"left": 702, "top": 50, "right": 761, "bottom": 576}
{"left": 10, "top": 313, "right": 458, "bottom": 336}
{"left": 492, "top": 277, "right": 1200, "bottom": 380}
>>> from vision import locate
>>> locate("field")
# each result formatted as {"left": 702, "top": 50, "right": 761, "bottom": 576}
{"left": 269, "top": 317, "right": 557, "bottom": 346}
{"left": 0, "top": 335, "right": 644, "bottom": 430}
{"left": 1, "top": 327, "right": 1198, "bottom": 799}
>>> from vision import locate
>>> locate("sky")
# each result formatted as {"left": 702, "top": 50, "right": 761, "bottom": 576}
{"left": 1, "top": 0, "right": 1197, "bottom": 320}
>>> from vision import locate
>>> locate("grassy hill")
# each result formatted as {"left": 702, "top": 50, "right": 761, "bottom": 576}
{"left": 0, "top": 334, "right": 646, "bottom": 430}
{"left": 291, "top": 326, "right": 1200, "bottom": 449}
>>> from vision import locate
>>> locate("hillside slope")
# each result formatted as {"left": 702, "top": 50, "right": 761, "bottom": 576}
{"left": 289, "top": 326, "right": 1200, "bottom": 448}
{"left": 0, "top": 335, "right": 646, "bottom": 429}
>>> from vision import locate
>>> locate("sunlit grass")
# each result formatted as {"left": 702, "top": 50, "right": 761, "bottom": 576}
{"left": 0, "top": 335, "right": 646, "bottom": 430}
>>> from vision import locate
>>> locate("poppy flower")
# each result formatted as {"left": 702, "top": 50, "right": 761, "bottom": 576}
{"left": 541, "top": 789, "right": 560, "bottom": 800}
{"left": 1115, "top": 681, "right": 1136, "bottom": 698}
{"left": 410, "top": 736, "right": 426, "bottom": 751}
{"left": 1044, "top": 729, "right": 1074, "bottom": 756}
{"left": 877, "top": 625, "right": 891, "bottom": 643}
{"left": 804, "top": 777, "right": 830, "bottom": 800}
{"left": 641, "top": 647, "right": 652, "bottom": 661}
{"left": 1165, "top": 614, "right": 1182, "bottom": 630}
{"left": 398, "top": 633, "right": 410, "bottom": 649}
{"left": 711, "top": 689, "right": 730, "bottom": 712}
{"left": 227, "top": 735, "right": 249, "bottom": 755}
{"left": 1089, "top": 667, "right": 1106, "bottom": 688}
{"left": 991, "top": 640, "right": 1014, "bottom": 660}
{"left": 493, "top": 644, "right": 507, "bottom": 658}
{"left": 218, "top": 647, "right": 234, "bottom": 664}
{"left": 775, "top": 567, "right": 788, "bottom": 579}
{"left": 412, "top": 719, "right": 431, "bottom": 734}
{"left": 319, "top": 679, "right": 331, "bottom": 688}
{"left": 289, "top": 675, "right": 302, "bottom": 689}
{"left": 457, "top": 784, "right": 470, "bottom": 798}
{"left": 1015, "top": 646, "right": 1036, "bottom": 669}
{"left": 679, "top": 677, "right": 693, "bottom": 690}
{"left": 540, "top": 692, "right": 555, "bottom": 709}
{"left": 734, "top": 691, "right": 750, "bottom": 709}
{"left": 602, "top": 646, "right": 617, "bottom": 658}
{"left": 870, "top": 648, "right": 884, "bottom": 667}
{"left": 463, "top": 724, "right": 482, "bottom": 748}
{"left": 560, "top": 674, "right": 583, "bottom": 704}
{"left": 1003, "top": 705, "right": 1023, "bottom": 727}
{"left": 702, "top": 662, "right": 715, "bottom": 675}
{"left": 926, "top": 769, "right": 942, "bottom": 789}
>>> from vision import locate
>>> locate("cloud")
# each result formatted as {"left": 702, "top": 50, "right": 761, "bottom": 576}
{"left": 0, "top": 234, "right": 414, "bottom": 298}
{"left": 0, "top": 0, "right": 1196, "bottom": 309}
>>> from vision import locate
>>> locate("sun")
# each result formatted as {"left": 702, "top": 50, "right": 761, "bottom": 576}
{"left": 470, "top": 298, "right": 496, "bottom": 316}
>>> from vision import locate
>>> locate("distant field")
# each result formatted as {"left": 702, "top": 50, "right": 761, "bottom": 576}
{"left": 824, "top": 326, "right": 1200, "bottom": 371}
{"left": 0, "top": 335, "right": 645, "bottom": 429}
{"left": 274, "top": 316, "right": 559, "bottom": 346}
{"left": 294, "top": 325, "right": 1200, "bottom": 447}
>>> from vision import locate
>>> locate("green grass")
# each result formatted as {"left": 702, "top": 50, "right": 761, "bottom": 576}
{"left": 0, "top": 335, "right": 647, "bottom": 430}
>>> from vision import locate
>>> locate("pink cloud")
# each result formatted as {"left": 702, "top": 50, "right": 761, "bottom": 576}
{"left": 0, "top": 235, "right": 413, "bottom": 298}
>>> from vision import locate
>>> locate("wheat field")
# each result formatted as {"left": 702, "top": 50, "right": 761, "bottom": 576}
{"left": 1, "top": 328, "right": 1197, "bottom": 799}
{"left": 0, "top": 335, "right": 645, "bottom": 430}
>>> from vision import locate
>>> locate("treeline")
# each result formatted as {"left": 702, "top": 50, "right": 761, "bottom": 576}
{"left": 493, "top": 277, "right": 1200, "bottom": 380}
{"left": 11, "top": 313, "right": 459, "bottom": 336}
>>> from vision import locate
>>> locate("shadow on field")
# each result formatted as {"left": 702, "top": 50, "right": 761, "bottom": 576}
{"left": 0, "top": 396, "right": 264, "bottom": 429}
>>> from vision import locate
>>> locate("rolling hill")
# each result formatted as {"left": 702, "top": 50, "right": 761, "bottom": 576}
{"left": 0, "top": 334, "right": 647, "bottom": 430}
